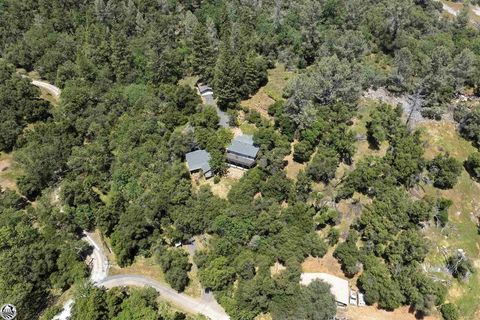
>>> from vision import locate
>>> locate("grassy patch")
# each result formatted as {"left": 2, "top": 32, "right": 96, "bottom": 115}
{"left": 109, "top": 255, "right": 167, "bottom": 284}
{"left": 178, "top": 75, "right": 200, "bottom": 89}
{"left": 239, "top": 122, "right": 258, "bottom": 135}
{"left": 419, "top": 120, "right": 480, "bottom": 318}
{"left": 241, "top": 63, "right": 295, "bottom": 119}
{"left": 0, "top": 152, "right": 20, "bottom": 192}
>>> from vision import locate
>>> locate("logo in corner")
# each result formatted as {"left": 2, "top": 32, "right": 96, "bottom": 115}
{"left": 0, "top": 304, "right": 17, "bottom": 320}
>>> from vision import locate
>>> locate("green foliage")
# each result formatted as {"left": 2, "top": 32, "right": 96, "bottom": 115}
{"left": 0, "top": 60, "right": 50, "bottom": 152}
{"left": 465, "top": 152, "right": 480, "bottom": 181}
{"left": 333, "top": 231, "right": 361, "bottom": 277}
{"left": 456, "top": 107, "right": 480, "bottom": 148}
{"left": 293, "top": 141, "right": 314, "bottom": 163}
{"left": 307, "top": 146, "right": 339, "bottom": 183}
{"left": 427, "top": 153, "right": 462, "bottom": 189}
{"left": 270, "top": 279, "right": 336, "bottom": 320}
{"left": 0, "top": 195, "right": 87, "bottom": 320}
{"left": 71, "top": 284, "right": 186, "bottom": 320}
{"left": 366, "top": 103, "right": 402, "bottom": 149}
{"left": 441, "top": 303, "right": 460, "bottom": 320}
{"left": 358, "top": 256, "right": 405, "bottom": 310}
{"left": 156, "top": 247, "right": 192, "bottom": 292}
{"left": 447, "top": 251, "right": 475, "bottom": 280}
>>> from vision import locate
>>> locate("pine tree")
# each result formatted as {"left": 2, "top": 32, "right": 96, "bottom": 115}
{"left": 110, "top": 33, "right": 133, "bottom": 83}
{"left": 192, "top": 23, "right": 216, "bottom": 83}
{"left": 214, "top": 41, "right": 241, "bottom": 110}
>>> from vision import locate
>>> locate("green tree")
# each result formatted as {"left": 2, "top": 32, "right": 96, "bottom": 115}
{"left": 427, "top": 154, "right": 462, "bottom": 189}
{"left": 441, "top": 303, "right": 459, "bottom": 320}
{"left": 465, "top": 152, "right": 480, "bottom": 181}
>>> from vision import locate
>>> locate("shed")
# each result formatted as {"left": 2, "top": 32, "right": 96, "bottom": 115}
{"left": 185, "top": 150, "right": 212, "bottom": 178}
{"left": 197, "top": 83, "right": 213, "bottom": 96}
{"left": 226, "top": 135, "right": 259, "bottom": 168}
{"left": 300, "top": 273, "right": 350, "bottom": 307}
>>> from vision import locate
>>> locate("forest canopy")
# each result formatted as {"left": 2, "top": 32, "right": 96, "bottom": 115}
{"left": 1, "top": 0, "right": 479, "bottom": 319}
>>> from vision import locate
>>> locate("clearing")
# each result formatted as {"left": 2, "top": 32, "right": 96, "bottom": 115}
{"left": 418, "top": 119, "right": 480, "bottom": 318}
{"left": 241, "top": 63, "right": 294, "bottom": 119}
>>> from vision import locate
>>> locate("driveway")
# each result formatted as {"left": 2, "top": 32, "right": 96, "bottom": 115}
{"left": 100, "top": 275, "right": 229, "bottom": 320}
{"left": 29, "top": 79, "right": 230, "bottom": 320}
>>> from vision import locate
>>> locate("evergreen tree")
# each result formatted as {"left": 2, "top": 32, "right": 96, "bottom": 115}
{"left": 192, "top": 23, "right": 216, "bottom": 83}
{"left": 214, "top": 41, "right": 241, "bottom": 110}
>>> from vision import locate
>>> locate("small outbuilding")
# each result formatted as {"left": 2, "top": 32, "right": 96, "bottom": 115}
{"left": 197, "top": 83, "right": 214, "bottom": 96}
{"left": 300, "top": 273, "right": 350, "bottom": 308}
{"left": 226, "top": 135, "right": 259, "bottom": 168}
{"left": 185, "top": 150, "right": 212, "bottom": 178}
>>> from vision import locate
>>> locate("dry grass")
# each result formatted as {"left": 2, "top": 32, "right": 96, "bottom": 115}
{"left": 0, "top": 153, "right": 19, "bottom": 192}
{"left": 254, "top": 314, "right": 272, "bottom": 320}
{"left": 193, "top": 167, "right": 245, "bottom": 199}
{"left": 340, "top": 305, "right": 440, "bottom": 320}
{"left": 270, "top": 261, "right": 287, "bottom": 276}
{"left": 109, "top": 256, "right": 167, "bottom": 283}
{"left": 301, "top": 249, "right": 344, "bottom": 277}
{"left": 283, "top": 140, "right": 306, "bottom": 180}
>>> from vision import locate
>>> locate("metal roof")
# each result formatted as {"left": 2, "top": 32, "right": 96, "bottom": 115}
{"left": 300, "top": 273, "right": 350, "bottom": 306}
{"left": 185, "top": 150, "right": 211, "bottom": 173}
{"left": 226, "top": 153, "right": 256, "bottom": 167}
{"left": 226, "top": 136, "right": 259, "bottom": 158}
{"left": 197, "top": 84, "right": 213, "bottom": 94}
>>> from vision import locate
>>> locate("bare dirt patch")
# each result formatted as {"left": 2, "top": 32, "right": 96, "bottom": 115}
{"left": 270, "top": 261, "right": 287, "bottom": 276}
{"left": 340, "top": 305, "right": 439, "bottom": 320}
{"left": 302, "top": 249, "right": 344, "bottom": 277}
{"left": 284, "top": 140, "right": 306, "bottom": 180}
{"left": 194, "top": 167, "right": 245, "bottom": 199}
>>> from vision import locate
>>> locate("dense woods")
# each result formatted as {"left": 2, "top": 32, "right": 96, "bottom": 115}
{"left": 1, "top": 0, "right": 480, "bottom": 319}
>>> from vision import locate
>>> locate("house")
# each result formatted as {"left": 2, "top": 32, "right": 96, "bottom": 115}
{"left": 300, "top": 273, "right": 350, "bottom": 308}
{"left": 226, "top": 135, "right": 259, "bottom": 168}
{"left": 185, "top": 150, "right": 212, "bottom": 178}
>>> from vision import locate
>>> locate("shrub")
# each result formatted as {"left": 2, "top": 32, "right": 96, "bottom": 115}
{"left": 440, "top": 303, "right": 459, "bottom": 320}
{"left": 465, "top": 152, "right": 480, "bottom": 181}
{"left": 293, "top": 140, "right": 314, "bottom": 163}
{"left": 427, "top": 154, "right": 462, "bottom": 189}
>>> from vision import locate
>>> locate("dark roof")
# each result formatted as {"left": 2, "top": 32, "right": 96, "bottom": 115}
{"left": 226, "top": 153, "right": 256, "bottom": 167}
{"left": 226, "top": 135, "right": 259, "bottom": 159}
{"left": 185, "top": 150, "right": 211, "bottom": 173}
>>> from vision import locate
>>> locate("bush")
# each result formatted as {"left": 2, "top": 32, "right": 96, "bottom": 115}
{"left": 465, "top": 152, "right": 480, "bottom": 181}
{"left": 440, "top": 303, "right": 459, "bottom": 320}
{"left": 307, "top": 146, "right": 339, "bottom": 183}
{"left": 293, "top": 140, "right": 314, "bottom": 163}
{"left": 427, "top": 154, "right": 462, "bottom": 189}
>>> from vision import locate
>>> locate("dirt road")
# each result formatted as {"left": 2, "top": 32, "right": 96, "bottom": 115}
{"left": 100, "top": 275, "right": 229, "bottom": 320}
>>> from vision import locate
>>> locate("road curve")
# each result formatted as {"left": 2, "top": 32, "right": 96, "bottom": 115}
{"left": 29, "top": 78, "right": 229, "bottom": 320}
{"left": 52, "top": 231, "right": 229, "bottom": 319}
{"left": 100, "top": 275, "right": 229, "bottom": 320}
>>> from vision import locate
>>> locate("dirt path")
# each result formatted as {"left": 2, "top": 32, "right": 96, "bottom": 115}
{"left": 100, "top": 275, "right": 229, "bottom": 320}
